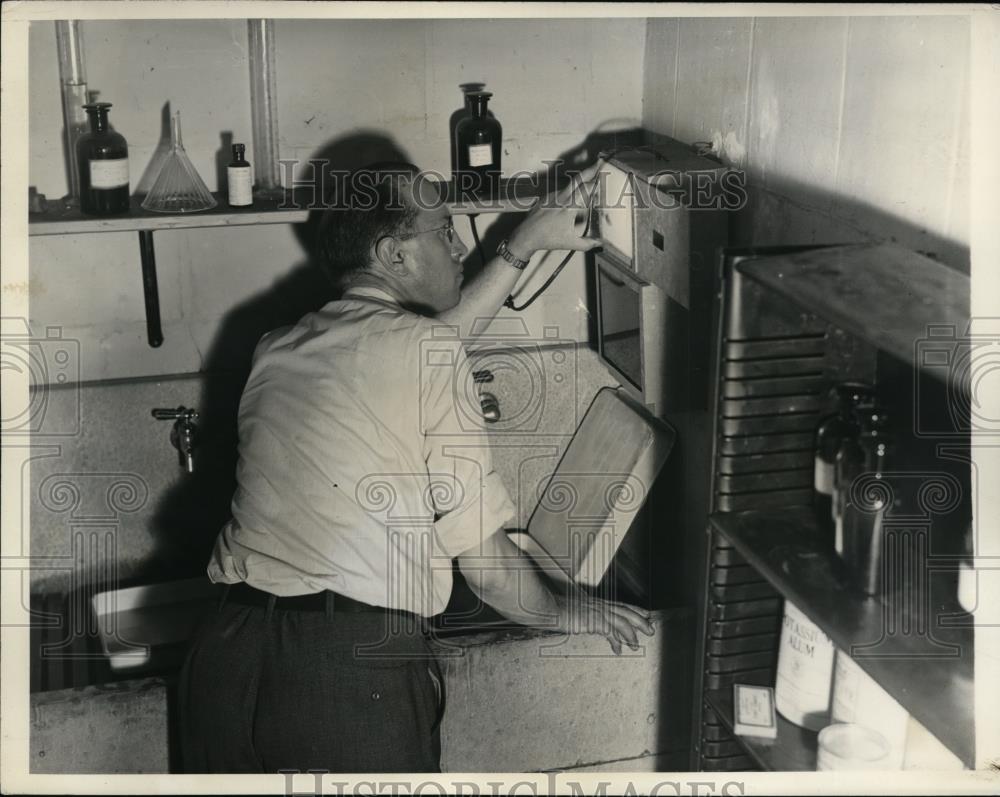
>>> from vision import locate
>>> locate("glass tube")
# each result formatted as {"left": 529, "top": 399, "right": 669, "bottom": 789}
{"left": 247, "top": 19, "right": 281, "bottom": 195}
{"left": 55, "top": 20, "right": 89, "bottom": 202}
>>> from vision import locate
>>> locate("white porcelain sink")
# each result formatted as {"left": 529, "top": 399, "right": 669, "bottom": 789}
{"left": 90, "top": 577, "right": 221, "bottom": 670}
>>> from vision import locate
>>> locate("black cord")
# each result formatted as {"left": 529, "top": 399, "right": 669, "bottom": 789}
{"left": 503, "top": 250, "right": 575, "bottom": 312}
{"left": 503, "top": 169, "right": 601, "bottom": 312}
{"left": 501, "top": 145, "right": 670, "bottom": 312}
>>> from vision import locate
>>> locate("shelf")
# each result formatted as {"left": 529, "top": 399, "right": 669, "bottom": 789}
{"left": 28, "top": 178, "right": 550, "bottom": 236}
{"left": 737, "top": 244, "right": 970, "bottom": 387}
{"left": 709, "top": 507, "right": 974, "bottom": 767}
{"left": 705, "top": 688, "right": 817, "bottom": 771}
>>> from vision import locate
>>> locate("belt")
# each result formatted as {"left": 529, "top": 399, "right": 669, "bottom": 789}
{"left": 224, "top": 581, "right": 381, "bottom": 613}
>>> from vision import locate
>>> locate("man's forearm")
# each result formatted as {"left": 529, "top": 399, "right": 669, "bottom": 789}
{"left": 457, "top": 529, "right": 561, "bottom": 627}
{"left": 436, "top": 247, "right": 532, "bottom": 340}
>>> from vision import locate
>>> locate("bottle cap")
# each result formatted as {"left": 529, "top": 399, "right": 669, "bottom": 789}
{"left": 82, "top": 102, "right": 112, "bottom": 112}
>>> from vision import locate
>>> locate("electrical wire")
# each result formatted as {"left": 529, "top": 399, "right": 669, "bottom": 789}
{"left": 503, "top": 169, "right": 600, "bottom": 312}
{"left": 501, "top": 145, "right": 668, "bottom": 312}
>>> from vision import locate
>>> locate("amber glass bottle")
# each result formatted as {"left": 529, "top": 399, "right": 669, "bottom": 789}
{"left": 77, "top": 102, "right": 129, "bottom": 215}
{"left": 455, "top": 91, "right": 501, "bottom": 196}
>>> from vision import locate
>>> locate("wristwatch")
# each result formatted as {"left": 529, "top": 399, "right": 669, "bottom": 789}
{"left": 497, "top": 239, "right": 530, "bottom": 271}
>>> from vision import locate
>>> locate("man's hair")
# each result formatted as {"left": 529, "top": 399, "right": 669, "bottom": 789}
{"left": 315, "top": 161, "right": 422, "bottom": 287}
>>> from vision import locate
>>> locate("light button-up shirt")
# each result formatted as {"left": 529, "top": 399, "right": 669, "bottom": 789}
{"left": 207, "top": 286, "right": 516, "bottom": 617}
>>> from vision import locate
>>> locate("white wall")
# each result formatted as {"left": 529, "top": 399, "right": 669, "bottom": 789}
{"left": 28, "top": 18, "right": 647, "bottom": 382}
{"left": 642, "top": 15, "right": 970, "bottom": 268}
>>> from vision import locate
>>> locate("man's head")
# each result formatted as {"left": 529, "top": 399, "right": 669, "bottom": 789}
{"left": 316, "top": 162, "right": 468, "bottom": 314}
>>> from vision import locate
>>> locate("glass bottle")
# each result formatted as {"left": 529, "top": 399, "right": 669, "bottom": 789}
{"left": 450, "top": 82, "right": 486, "bottom": 175}
{"left": 455, "top": 90, "right": 502, "bottom": 196}
{"left": 77, "top": 102, "right": 130, "bottom": 215}
{"left": 840, "top": 408, "right": 891, "bottom": 594}
{"left": 227, "top": 143, "right": 253, "bottom": 207}
{"left": 774, "top": 600, "right": 836, "bottom": 731}
{"left": 814, "top": 382, "right": 876, "bottom": 545}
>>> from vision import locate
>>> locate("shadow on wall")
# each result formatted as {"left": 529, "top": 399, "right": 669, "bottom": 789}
{"left": 141, "top": 121, "right": 970, "bottom": 603}
{"left": 731, "top": 171, "right": 970, "bottom": 274}
{"left": 144, "top": 123, "right": 667, "bottom": 575}
{"left": 148, "top": 132, "right": 412, "bottom": 569}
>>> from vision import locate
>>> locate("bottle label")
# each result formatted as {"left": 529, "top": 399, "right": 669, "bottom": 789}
{"left": 468, "top": 143, "right": 493, "bottom": 168}
{"left": 814, "top": 460, "right": 834, "bottom": 495}
{"left": 227, "top": 166, "right": 253, "bottom": 207}
{"left": 775, "top": 600, "right": 835, "bottom": 731}
{"left": 90, "top": 158, "right": 129, "bottom": 189}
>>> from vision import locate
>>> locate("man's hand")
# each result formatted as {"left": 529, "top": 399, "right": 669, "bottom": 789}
{"left": 506, "top": 160, "right": 607, "bottom": 261}
{"left": 552, "top": 587, "right": 655, "bottom": 656}
{"left": 436, "top": 159, "right": 607, "bottom": 338}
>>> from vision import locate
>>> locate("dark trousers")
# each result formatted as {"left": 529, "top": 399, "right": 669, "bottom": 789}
{"left": 177, "top": 589, "right": 444, "bottom": 773}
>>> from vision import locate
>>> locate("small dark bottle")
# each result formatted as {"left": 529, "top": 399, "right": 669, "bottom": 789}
{"left": 814, "top": 382, "right": 876, "bottom": 544}
{"left": 227, "top": 143, "right": 253, "bottom": 207}
{"left": 449, "top": 82, "right": 486, "bottom": 175}
{"left": 455, "top": 91, "right": 502, "bottom": 196}
{"left": 77, "top": 102, "right": 129, "bottom": 215}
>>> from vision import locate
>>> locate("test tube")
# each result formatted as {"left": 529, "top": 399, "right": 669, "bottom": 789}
{"left": 248, "top": 19, "right": 281, "bottom": 195}
{"left": 55, "top": 20, "right": 89, "bottom": 202}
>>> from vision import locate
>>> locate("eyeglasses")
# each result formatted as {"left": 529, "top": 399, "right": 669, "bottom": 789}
{"left": 395, "top": 219, "right": 456, "bottom": 245}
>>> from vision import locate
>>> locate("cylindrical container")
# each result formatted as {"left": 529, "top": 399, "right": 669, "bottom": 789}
{"left": 455, "top": 90, "right": 502, "bottom": 196}
{"left": 449, "top": 82, "right": 486, "bottom": 175}
{"left": 77, "top": 102, "right": 129, "bottom": 215}
{"left": 248, "top": 19, "right": 281, "bottom": 195}
{"left": 814, "top": 383, "right": 876, "bottom": 547}
{"left": 55, "top": 20, "right": 89, "bottom": 202}
{"left": 841, "top": 409, "right": 891, "bottom": 595}
{"left": 227, "top": 143, "right": 253, "bottom": 207}
{"left": 830, "top": 650, "right": 908, "bottom": 768}
{"left": 817, "top": 723, "right": 891, "bottom": 771}
{"left": 902, "top": 716, "right": 965, "bottom": 770}
{"left": 775, "top": 600, "right": 836, "bottom": 731}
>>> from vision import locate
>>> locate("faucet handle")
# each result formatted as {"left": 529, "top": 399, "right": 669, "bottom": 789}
{"left": 152, "top": 406, "right": 199, "bottom": 422}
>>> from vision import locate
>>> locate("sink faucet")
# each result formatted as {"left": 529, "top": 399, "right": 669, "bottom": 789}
{"left": 152, "top": 406, "right": 199, "bottom": 473}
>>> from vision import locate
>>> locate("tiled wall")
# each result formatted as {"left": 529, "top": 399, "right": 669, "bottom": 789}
{"left": 643, "top": 16, "right": 970, "bottom": 270}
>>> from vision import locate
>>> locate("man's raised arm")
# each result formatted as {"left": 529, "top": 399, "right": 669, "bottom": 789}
{"left": 435, "top": 160, "right": 605, "bottom": 340}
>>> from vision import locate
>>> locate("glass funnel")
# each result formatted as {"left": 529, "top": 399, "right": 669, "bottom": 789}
{"left": 141, "top": 112, "right": 217, "bottom": 213}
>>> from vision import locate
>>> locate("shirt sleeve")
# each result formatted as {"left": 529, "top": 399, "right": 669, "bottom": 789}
{"left": 418, "top": 325, "right": 516, "bottom": 558}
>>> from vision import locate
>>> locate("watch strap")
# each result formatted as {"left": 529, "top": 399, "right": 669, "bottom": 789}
{"left": 497, "top": 239, "right": 530, "bottom": 271}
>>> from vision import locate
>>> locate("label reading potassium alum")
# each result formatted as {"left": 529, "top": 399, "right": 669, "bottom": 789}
{"left": 90, "top": 158, "right": 129, "bottom": 189}
{"left": 468, "top": 143, "right": 493, "bottom": 168}
{"left": 774, "top": 600, "right": 835, "bottom": 731}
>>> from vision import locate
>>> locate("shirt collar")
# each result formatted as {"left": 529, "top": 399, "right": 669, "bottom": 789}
{"left": 341, "top": 286, "right": 401, "bottom": 306}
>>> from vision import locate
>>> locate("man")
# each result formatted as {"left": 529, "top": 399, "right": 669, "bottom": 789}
{"left": 178, "top": 161, "right": 654, "bottom": 773}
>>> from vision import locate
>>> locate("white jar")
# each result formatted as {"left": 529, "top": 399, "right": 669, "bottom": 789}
{"left": 775, "top": 600, "right": 836, "bottom": 731}
{"left": 831, "top": 650, "right": 908, "bottom": 768}
{"left": 817, "top": 723, "right": 891, "bottom": 770}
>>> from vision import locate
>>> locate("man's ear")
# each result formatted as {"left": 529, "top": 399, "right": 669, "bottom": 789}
{"left": 373, "top": 235, "right": 408, "bottom": 276}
